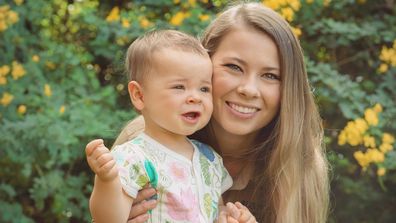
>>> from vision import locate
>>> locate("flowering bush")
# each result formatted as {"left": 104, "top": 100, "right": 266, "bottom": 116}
{"left": 0, "top": 0, "right": 395, "bottom": 222}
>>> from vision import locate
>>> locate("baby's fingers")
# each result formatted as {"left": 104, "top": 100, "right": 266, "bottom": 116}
{"left": 85, "top": 139, "right": 104, "bottom": 156}
{"left": 90, "top": 144, "right": 110, "bottom": 160}
{"left": 217, "top": 211, "right": 227, "bottom": 223}
{"left": 97, "top": 157, "right": 115, "bottom": 174}
{"left": 96, "top": 152, "right": 114, "bottom": 167}
{"left": 234, "top": 202, "right": 257, "bottom": 223}
{"left": 226, "top": 202, "right": 241, "bottom": 220}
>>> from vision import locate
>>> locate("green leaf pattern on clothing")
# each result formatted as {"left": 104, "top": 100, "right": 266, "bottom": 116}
{"left": 130, "top": 164, "right": 149, "bottom": 187}
{"left": 136, "top": 174, "right": 149, "bottom": 187}
{"left": 199, "top": 154, "right": 211, "bottom": 185}
{"left": 204, "top": 193, "right": 212, "bottom": 218}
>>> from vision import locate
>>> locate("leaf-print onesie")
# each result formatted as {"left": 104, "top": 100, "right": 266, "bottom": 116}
{"left": 111, "top": 132, "right": 233, "bottom": 223}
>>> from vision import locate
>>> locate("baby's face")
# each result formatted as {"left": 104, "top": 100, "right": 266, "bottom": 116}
{"left": 140, "top": 49, "right": 213, "bottom": 137}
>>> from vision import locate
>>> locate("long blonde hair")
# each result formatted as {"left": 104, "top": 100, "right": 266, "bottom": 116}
{"left": 198, "top": 2, "right": 329, "bottom": 223}
{"left": 114, "top": 2, "right": 329, "bottom": 223}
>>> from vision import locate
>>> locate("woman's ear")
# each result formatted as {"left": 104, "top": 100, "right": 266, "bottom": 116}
{"left": 128, "top": 81, "right": 144, "bottom": 110}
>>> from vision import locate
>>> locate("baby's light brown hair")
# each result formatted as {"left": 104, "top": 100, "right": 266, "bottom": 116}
{"left": 125, "top": 30, "right": 208, "bottom": 82}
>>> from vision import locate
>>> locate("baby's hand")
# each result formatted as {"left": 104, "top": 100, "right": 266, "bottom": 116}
{"left": 218, "top": 202, "right": 257, "bottom": 223}
{"left": 85, "top": 139, "right": 118, "bottom": 182}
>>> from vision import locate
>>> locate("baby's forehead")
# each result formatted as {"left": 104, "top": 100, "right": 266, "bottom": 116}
{"left": 143, "top": 49, "right": 212, "bottom": 81}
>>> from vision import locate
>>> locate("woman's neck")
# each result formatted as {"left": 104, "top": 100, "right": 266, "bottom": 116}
{"left": 208, "top": 121, "right": 258, "bottom": 178}
{"left": 210, "top": 123, "right": 257, "bottom": 158}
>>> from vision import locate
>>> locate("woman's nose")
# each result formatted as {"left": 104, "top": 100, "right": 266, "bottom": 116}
{"left": 237, "top": 76, "right": 260, "bottom": 98}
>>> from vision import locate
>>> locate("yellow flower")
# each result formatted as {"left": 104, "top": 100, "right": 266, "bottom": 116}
{"left": 364, "top": 108, "right": 378, "bottom": 126}
{"left": 366, "top": 148, "right": 384, "bottom": 163}
{"left": 379, "top": 143, "right": 393, "bottom": 153}
{"left": 32, "top": 55, "right": 40, "bottom": 62}
{"left": 0, "top": 92, "right": 14, "bottom": 106}
{"left": 7, "top": 11, "right": 19, "bottom": 24}
{"left": 363, "top": 135, "right": 376, "bottom": 148}
{"left": 379, "top": 46, "right": 395, "bottom": 64}
{"left": 0, "top": 5, "right": 10, "bottom": 13}
{"left": 323, "top": 0, "right": 331, "bottom": 7}
{"left": 44, "top": 84, "right": 52, "bottom": 97}
{"left": 289, "top": 0, "right": 301, "bottom": 11}
{"left": 354, "top": 118, "right": 368, "bottom": 134}
{"left": 262, "top": 0, "right": 281, "bottom": 10}
{"left": 281, "top": 7, "right": 294, "bottom": 22}
{"left": 59, "top": 105, "right": 65, "bottom": 114}
{"left": 170, "top": 12, "right": 186, "bottom": 26}
{"left": 139, "top": 17, "right": 151, "bottom": 29}
{"left": 201, "top": 0, "right": 208, "bottom": 3}
{"left": 0, "top": 20, "right": 7, "bottom": 32}
{"left": 306, "top": 0, "right": 314, "bottom": 4}
{"left": 378, "top": 63, "right": 388, "bottom": 73}
{"left": 0, "top": 65, "right": 10, "bottom": 76}
{"left": 354, "top": 151, "right": 370, "bottom": 168}
{"left": 0, "top": 76, "right": 6, "bottom": 85}
{"left": 106, "top": 7, "right": 120, "bottom": 22}
{"left": 199, "top": 14, "right": 210, "bottom": 22}
{"left": 338, "top": 130, "right": 347, "bottom": 145}
{"left": 11, "top": 61, "right": 26, "bottom": 80}
{"left": 377, "top": 167, "right": 386, "bottom": 176}
{"left": 382, "top": 133, "right": 395, "bottom": 144}
{"left": 17, "top": 105, "right": 26, "bottom": 114}
{"left": 121, "top": 18, "right": 130, "bottom": 28}
{"left": 340, "top": 119, "right": 367, "bottom": 146}
{"left": 373, "top": 103, "right": 383, "bottom": 113}
{"left": 291, "top": 26, "right": 302, "bottom": 37}
{"left": 45, "top": 61, "right": 56, "bottom": 70}
{"left": 188, "top": 0, "right": 197, "bottom": 6}
{"left": 173, "top": 0, "right": 180, "bottom": 4}
{"left": 14, "top": 0, "right": 24, "bottom": 5}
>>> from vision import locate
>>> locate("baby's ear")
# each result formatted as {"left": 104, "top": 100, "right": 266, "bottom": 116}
{"left": 128, "top": 81, "right": 144, "bottom": 110}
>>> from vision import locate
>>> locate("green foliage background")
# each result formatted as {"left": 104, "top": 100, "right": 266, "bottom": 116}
{"left": 0, "top": 0, "right": 395, "bottom": 222}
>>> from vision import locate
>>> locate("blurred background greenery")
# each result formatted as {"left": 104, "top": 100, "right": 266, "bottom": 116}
{"left": 0, "top": 0, "right": 395, "bottom": 222}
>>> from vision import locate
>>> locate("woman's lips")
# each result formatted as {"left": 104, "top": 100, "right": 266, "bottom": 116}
{"left": 226, "top": 101, "right": 260, "bottom": 119}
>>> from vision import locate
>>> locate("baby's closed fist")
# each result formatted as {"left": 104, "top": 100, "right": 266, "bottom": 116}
{"left": 85, "top": 139, "right": 118, "bottom": 181}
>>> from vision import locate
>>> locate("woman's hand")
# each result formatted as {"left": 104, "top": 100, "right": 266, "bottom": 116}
{"left": 218, "top": 202, "right": 257, "bottom": 223}
{"left": 127, "top": 186, "right": 158, "bottom": 223}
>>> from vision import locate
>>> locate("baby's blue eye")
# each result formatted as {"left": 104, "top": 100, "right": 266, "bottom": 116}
{"left": 200, "top": 86, "right": 211, "bottom": 93}
{"left": 173, "top": 85, "right": 185, "bottom": 90}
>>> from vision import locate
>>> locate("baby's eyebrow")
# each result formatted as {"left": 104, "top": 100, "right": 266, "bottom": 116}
{"left": 202, "top": 80, "right": 212, "bottom": 85}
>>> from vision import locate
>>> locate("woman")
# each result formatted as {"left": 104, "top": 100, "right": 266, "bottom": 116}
{"left": 115, "top": 2, "right": 329, "bottom": 223}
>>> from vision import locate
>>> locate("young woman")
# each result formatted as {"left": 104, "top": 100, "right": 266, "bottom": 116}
{"left": 115, "top": 2, "right": 330, "bottom": 223}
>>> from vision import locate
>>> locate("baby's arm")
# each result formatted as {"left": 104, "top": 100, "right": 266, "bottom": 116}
{"left": 86, "top": 139, "right": 134, "bottom": 223}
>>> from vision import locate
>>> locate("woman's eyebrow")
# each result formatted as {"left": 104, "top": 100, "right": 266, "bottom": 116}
{"left": 225, "top": 56, "right": 280, "bottom": 71}
{"left": 224, "top": 57, "right": 246, "bottom": 66}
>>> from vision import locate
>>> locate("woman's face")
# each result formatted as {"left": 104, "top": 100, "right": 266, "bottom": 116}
{"left": 210, "top": 26, "right": 281, "bottom": 138}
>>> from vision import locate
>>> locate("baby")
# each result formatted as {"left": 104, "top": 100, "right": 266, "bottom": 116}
{"left": 86, "top": 30, "right": 250, "bottom": 223}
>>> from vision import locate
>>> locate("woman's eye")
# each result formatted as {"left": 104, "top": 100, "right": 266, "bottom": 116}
{"left": 225, "top": 64, "right": 242, "bottom": 72}
{"left": 261, "top": 73, "right": 280, "bottom": 81}
{"left": 200, "top": 86, "right": 211, "bottom": 93}
{"left": 172, "top": 85, "right": 185, "bottom": 90}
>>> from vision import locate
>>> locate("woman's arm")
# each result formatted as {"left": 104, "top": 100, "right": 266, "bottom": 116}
{"left": 126, "top": 187, "right": 158, "bottom": 223}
